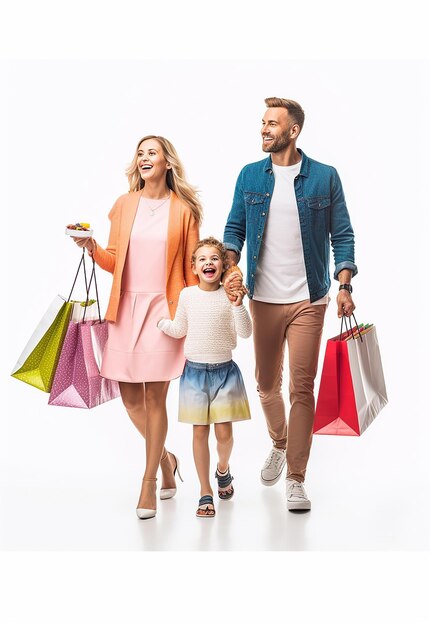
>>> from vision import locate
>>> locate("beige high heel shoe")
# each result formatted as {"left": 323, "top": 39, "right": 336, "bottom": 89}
{"left": 160, "top": 453, "right": 183, "bottom": 500}
{"left": 136, "top": 477, "right": 157, "bottom": 519}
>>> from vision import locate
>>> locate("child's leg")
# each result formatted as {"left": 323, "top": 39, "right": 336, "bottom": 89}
{"left": 214, "top": 422, "right": 233, "bottom": 473}
{"left": 193, "top": 425, "right": 212, "bottom": 496}
{"left": 193, "top": 425, "right": 215, "bottom": 516}
{"left": 214, "top": 422, "right": 234, "bottom": 499}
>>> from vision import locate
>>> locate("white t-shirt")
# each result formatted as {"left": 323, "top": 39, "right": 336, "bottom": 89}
{"left": 253, "top": 161, "right": 328, "bottom": 305}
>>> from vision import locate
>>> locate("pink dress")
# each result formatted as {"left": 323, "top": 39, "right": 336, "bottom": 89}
{"left": 101, "top": 197, "right": 185, "bottom": 383}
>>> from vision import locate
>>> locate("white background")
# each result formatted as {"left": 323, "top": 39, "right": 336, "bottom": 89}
{"left": 1, "top": 1, "right": 429, "bottom": 625}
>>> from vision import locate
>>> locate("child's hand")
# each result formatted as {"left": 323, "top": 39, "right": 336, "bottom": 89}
{"left": 223, "top": 270, "right": 243, "bottom": 298}
{"left": 231, "top": 285, "right": 248, "bottom": 306}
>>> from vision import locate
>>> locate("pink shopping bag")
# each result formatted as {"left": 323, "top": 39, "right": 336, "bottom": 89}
{"left": 48, "top": 319, "right": 120, "bottom": 409}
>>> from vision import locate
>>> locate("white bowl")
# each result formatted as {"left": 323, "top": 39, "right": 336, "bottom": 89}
{"left": 65, "top": 227, "right": 93, "bottom": 238}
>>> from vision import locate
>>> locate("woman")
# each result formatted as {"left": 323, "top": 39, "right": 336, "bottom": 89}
{"left": 72, "top": 135, "right": 202, "bottom": 519}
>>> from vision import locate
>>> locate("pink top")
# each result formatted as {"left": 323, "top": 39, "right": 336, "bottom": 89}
{"left": 100, "top": 196, "right": 185, "bottom": 383}
{"left": 122, "top": 196, "right": 168, "bottom": 291}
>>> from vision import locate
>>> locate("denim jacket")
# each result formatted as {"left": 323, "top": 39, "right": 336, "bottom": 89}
{"left": 223, "top": 149, "right": 357, "bottom": 302}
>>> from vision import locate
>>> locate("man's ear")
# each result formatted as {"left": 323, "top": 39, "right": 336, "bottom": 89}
{"left": 290, "top": 124, "right": 300, "bottom": 139}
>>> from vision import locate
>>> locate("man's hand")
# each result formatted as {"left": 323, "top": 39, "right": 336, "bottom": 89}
{"left": 337, "top": 290, "right": 355, "bottom": 318}
{"left": 225, "top": 250, "right": 239, "bottom": 269}
{"left": 336, "top": 270, "right": 355, "bottom": 317}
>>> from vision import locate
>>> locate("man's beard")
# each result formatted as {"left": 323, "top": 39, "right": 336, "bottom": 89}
{"left": 262, "top": 132, "right": 292, "bottom": 153}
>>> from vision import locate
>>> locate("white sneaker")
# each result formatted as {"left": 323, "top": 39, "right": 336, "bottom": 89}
{"left": 286, "top": 479, "right": 311, "bottom": 510}
{"left": 260, "top": 447, "right": 286, "bottom": 486}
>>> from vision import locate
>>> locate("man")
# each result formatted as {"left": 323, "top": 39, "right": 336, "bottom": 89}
{"left": 223, "top": 97, "right": 357, "bottom": 510}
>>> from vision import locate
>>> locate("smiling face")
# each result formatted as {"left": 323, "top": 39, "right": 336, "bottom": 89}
{"left": 192, "top": 245, "right": 224, "bottom": 291}
{"left": 261, "top": 107, "right": 298, "bottom": 153}
{"left": 137, "top": 138, "right": 171, "bottom": 184}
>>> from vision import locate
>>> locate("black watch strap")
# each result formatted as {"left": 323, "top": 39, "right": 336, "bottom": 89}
{"left": 339, "top": 283, "right": 353, "bottom": 293}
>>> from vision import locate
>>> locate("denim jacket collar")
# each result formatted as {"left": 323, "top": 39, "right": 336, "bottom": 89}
{"left": 263, "top": 149, "right": 310, "bottom": 177}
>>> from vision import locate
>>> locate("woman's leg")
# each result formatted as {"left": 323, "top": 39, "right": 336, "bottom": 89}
{"left": 118, "top": 381, "right": 146, "bottom": 436}
{"left": 119, "top": 381, "right": 177, "bottom": 491}
{"left": 137, "top": 381, "right": 170, "bottom": 510}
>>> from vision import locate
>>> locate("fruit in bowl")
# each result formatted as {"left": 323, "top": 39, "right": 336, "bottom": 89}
{"left": 65, "top": 222, "right": 93, "bottom": 237}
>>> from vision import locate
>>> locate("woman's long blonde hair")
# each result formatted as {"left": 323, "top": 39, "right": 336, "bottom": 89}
{"left": 126, "top": 135, "right": 203, "bottom": 225}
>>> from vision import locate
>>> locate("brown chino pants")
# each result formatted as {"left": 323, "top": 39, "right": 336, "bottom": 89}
{"left": 249, "top": 299, "right": 326, "bottom": 482}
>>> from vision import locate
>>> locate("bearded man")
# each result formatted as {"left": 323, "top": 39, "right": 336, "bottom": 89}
{"left": 223, "top": 97, "right": 357, "bottom": 510}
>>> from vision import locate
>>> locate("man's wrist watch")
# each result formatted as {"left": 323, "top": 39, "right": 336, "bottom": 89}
{"left": 339, "top": 284, "right": 353, "bottom": 294}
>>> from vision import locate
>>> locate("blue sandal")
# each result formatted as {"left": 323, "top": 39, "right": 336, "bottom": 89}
{"left": 215, "top": 466, "right": 234, "bottom": 500}
{"left": 196, "top": 495, "right": 216, "bottom": 518}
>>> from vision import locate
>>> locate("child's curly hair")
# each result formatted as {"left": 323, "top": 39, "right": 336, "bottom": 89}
{"left": 191, "top": 236, "right": 228, "bottom": 269}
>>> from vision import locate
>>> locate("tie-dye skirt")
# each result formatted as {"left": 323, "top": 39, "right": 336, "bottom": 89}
{"left": 178, "top": 360, "right": 251, "bottom": 425}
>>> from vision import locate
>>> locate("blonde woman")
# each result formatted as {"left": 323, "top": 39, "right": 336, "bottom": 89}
{"left": 72, "top": 135, "right": 202, "bottom": 519}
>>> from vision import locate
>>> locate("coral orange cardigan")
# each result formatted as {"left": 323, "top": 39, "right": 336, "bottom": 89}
{"left": 92, "top": 190, "right": 199, "bottom": 322}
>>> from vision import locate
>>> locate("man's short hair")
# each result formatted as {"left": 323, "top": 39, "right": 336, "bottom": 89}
{"left": 264, "top": 97, "right": 305, "bottom": 130}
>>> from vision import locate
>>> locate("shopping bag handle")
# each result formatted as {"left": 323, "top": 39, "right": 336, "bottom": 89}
{"left": 67, "top": 250, "right": 89, "bottom": 302}
{"left": 339, "top": 312, "right": 363, "bottom": 342}
{"left": 82, "top": 257, "right": 102, "bottom": 323}
{"left": 67, "top": 251, "right": 102, "bottom": 323}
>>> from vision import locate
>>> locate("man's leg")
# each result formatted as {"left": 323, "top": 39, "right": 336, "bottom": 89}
{"left": 250, "top": 300, "right": 288, "bottom": 449}
{"left": 250, "top": 300, "right": 290, "bottom": 485}
{"left": 285, "top": 301, "right": 326, "bottom": 484}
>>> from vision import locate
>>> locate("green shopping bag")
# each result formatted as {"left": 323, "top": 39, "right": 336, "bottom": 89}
{"left": 11, "top": 297, "right": 74, "bottom": 391}
{"left": 11, "top": 252, "right": 96, "bottom": 392}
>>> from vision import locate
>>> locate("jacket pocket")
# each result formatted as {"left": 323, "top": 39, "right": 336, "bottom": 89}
{"left": 244, "top": 191, "right": 266, "bottom": 205}
{"left": 307, "top": 196, "right": 331, "bottom": 210}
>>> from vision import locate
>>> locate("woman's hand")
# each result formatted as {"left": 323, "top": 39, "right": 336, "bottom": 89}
{"left": 72, "top": 236, "right": 95, "bottom": 254}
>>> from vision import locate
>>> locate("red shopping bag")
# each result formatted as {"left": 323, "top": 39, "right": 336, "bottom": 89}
{"left": 313, "top": 316, "right": 388, "bottom": 436}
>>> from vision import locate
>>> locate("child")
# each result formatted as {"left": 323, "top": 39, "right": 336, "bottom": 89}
{"left": 157, "top": 236, "right": 252, "bottom": 518}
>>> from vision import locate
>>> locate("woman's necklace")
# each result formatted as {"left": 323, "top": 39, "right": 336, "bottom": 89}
{"left": 141, "top": 192, "right": 171, "bottom": 216}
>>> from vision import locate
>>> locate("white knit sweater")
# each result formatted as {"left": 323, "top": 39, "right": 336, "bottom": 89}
{"left": 157, "top": 285, "right": 252, "bottom": 364}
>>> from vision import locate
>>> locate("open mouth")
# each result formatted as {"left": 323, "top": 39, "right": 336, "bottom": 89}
{"left": 203, "top": 268, "right": 216, "bottom": 277}
{"left": 140, "top": 165, "right": 153, "bottom": 170}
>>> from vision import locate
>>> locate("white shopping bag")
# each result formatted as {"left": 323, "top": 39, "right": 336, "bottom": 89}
{"left": 346, "top": 326, "right": 388, "bottom": 434}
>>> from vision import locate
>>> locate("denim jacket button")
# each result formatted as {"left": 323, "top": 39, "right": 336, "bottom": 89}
{"left": 265, "top": 193, "right": 270, "bottom": 197}
{"left": 262, "top": 212, "right": 266, "bottom": 216}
